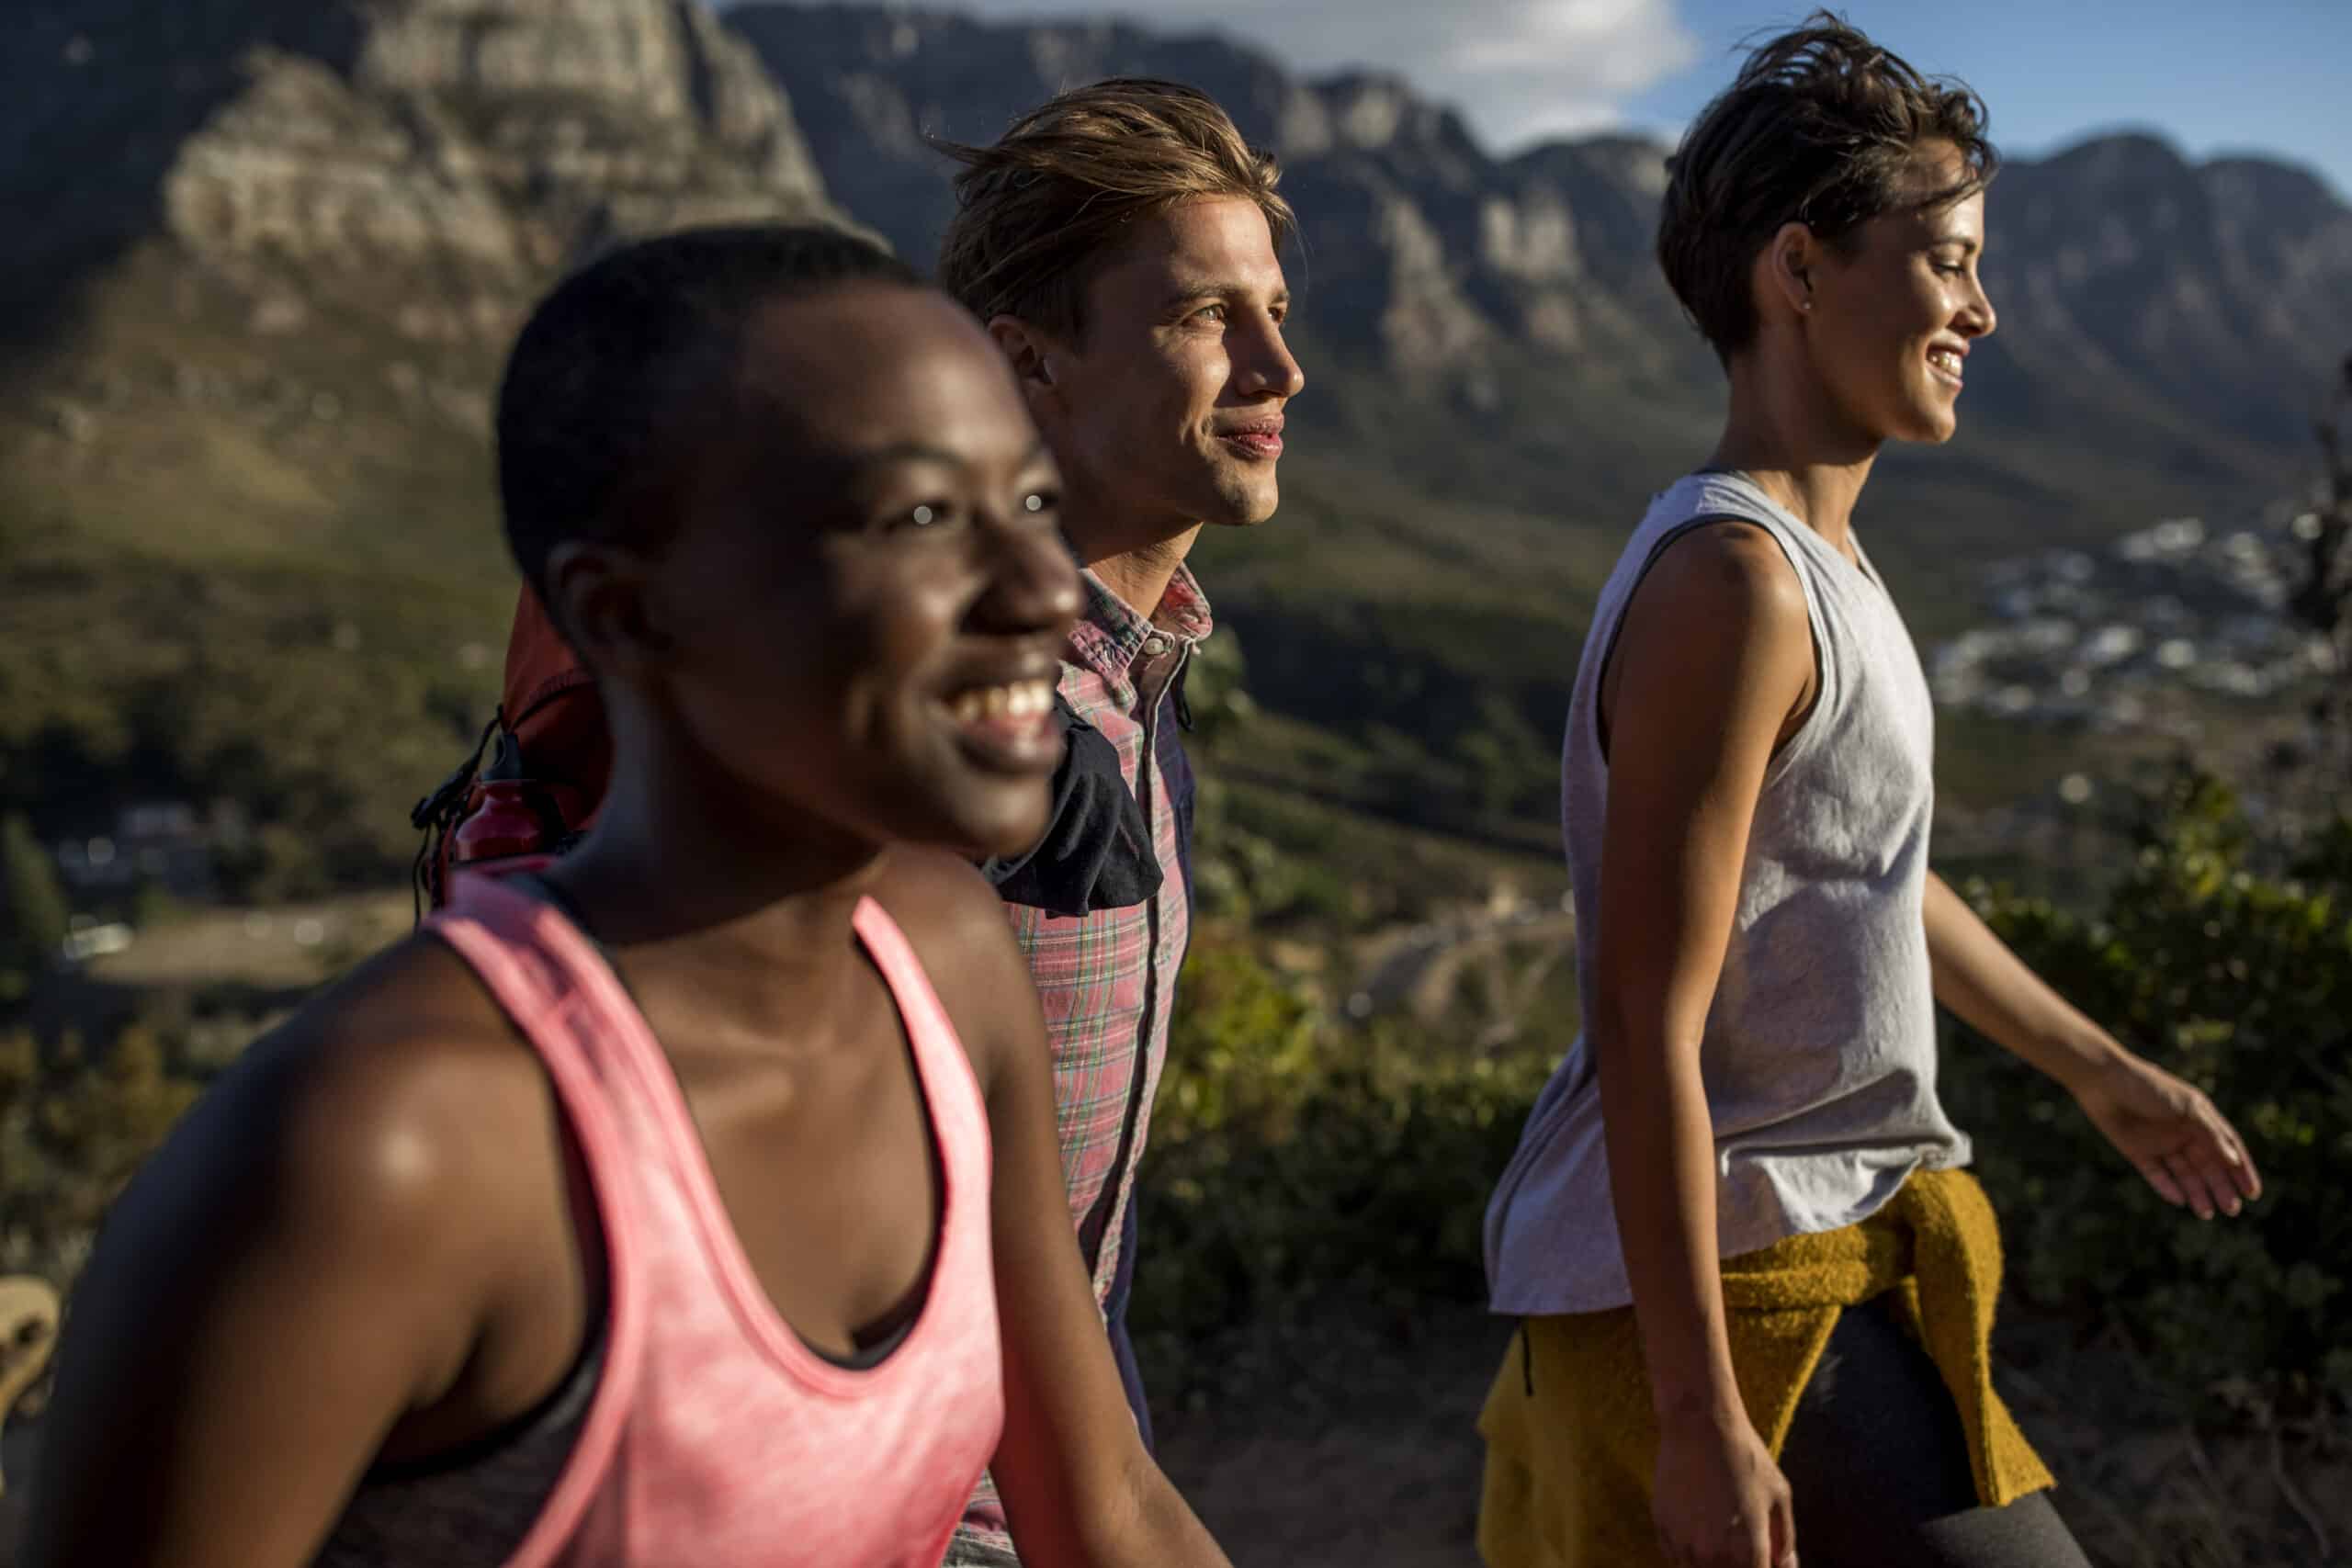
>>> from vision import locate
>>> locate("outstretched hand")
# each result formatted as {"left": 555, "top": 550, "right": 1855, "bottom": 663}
{"left": 2071, "top": 1052, "right": 2262, "bottom": 1220}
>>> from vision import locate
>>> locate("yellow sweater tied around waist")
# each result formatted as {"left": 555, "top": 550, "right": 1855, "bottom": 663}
{"left": 1476, "top": 1168, "right": 2052, "bottom": 1568}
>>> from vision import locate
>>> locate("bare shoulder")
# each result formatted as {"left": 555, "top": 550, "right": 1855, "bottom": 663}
{"left": 99, "top": 931, "right": 561, "bottom": 1309}
{"left": 1634, "top": 518, "right": 1810, "bottom": 637}
{"left": 1605, "top": 517, "right": 1817, "bottom": 748}
{"left": 865, "top": 846, "right": 1036, "bottom": 1089}
{"left": 26, "top": 935, "right": 580, "bottom": 1564}
{"left": 866, "top": 846, "right": 1026, "bottom": 976}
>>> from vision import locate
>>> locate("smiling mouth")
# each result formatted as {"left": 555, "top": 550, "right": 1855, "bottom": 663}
{"left": 938, "top": 678, "right": 1060, "bottom": 773}
{"left": 1218, "top": 423, "right": 1284, "bottom": 459}
{"left": 1928, "top": 348, "right": 1965, "bottom": 387}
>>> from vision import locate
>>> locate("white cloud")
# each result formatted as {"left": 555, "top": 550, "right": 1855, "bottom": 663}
{"left": 812, "top": 0, "right": 1702, "bottom": 152}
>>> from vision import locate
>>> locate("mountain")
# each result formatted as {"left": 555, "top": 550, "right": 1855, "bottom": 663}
{"left": 0, "top": 0, "right": 854, "bottom": 882}
{"left": 732, "top": 6, "right": 1702, "bottom": 378}
{"left": 1, "top": 0, "right": 2346, "bottom": 886}
{"left": 4, "top": 0, "right": 847, "bottom": 578}
{"left": 734, "top": 4, "right": 2352, "bottom": 570}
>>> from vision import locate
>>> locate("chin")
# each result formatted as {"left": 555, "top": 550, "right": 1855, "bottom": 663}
{"left": 1203, "top": 476, "right": 1281, "bottom": 528}
{"left": 1886, "top": 400, "right": 1960, "bottom": 446}
{"left": 961, "top": 794, "right": 1057, "bottom": 864}
{"left": 866, "top": 773, "right": 1052, "bottom": 865}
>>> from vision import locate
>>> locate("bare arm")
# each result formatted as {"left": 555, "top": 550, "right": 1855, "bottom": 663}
{"left": 977, "top": 922, "right": 1228, "bottom": 1566}
{"left": 1589, "top": 524, "right": 1815, "bottom": 1568}
{"left": 1923, "top": 872, "right": 2261, "bottom": 1219}
{"left": 1921, "top": 872, "right": 2120, "bottom": 1088}
{"left": 882, "top": 851, "right": 1227, "bottom": 1568}
{"left": 23, "top": 977, "right": 515, "bottom": 1567}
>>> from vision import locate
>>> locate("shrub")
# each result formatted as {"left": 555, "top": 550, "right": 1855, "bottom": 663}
{"left": 1942, "top": 771, "right": 2352, "bottom": 1411}
{"left": 1132, "top": 938, "right": 1551, "bottom": 1375}
{"left": 0, "top": 1024, "right": 200, "bottom": 1287}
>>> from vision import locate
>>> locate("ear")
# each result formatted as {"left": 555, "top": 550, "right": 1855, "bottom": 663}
{"left": 541, "top": 538, "right": 673, "bottom": 682}
{"left": 987, "top": 314, "right": 1061, "bottom": 409}
{"left": 1762, "top": 220, "right": 1817, "bottom": 321}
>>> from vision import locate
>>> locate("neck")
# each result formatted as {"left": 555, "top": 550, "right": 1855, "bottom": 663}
{"left": 548, "top": 710, "right": 884, "bottom": 986}
{"left": 1707, "top": 346, "right": 1882, "bottom": 554}
{"left": 1059, "top": 476, "right": 1201, "bottom": 623}
{"left": 1085, "top": 536, "right": 1198, "bottom": 624}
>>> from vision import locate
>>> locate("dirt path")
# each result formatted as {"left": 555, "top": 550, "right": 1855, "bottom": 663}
{"left": 1147, "top": 1302, "right": 2352, "bottom": 1568}
{"left": 1147, "top": 1305, "right": 1508, "bottom": 1567}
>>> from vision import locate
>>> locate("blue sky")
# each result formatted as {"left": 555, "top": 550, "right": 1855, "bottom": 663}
{"left": 1635, "top": 1, "right": 2352, "bottom": 195}
{"left": 771, "top": 0, "right": 2351, "bottom": 197}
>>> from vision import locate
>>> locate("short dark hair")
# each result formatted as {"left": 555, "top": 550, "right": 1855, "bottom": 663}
{"left": 1657, "top": 11, "right": 1996, "bottom": 362}
{"left": 496, "top": 223, "right": 922, "bottom": 599}
{"left": 934, "top": 77, "right": 1294, "bottom": 344}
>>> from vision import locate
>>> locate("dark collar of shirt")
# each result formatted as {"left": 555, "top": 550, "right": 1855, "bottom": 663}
{"left": 979, "top": 565, "right": 1214, "bottom": 918}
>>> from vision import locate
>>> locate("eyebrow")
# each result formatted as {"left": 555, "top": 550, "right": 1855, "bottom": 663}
{"left": 1163, "top": 282, "right": 1292, "bottom": 312}
{"left": 1929, "top": 235, "right": 1983, "bottom": 255}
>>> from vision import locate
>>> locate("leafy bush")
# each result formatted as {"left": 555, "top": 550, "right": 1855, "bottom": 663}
{"left": 0, "top": 1023, "right": 199, "bottom": 1287}
{"left": 1940, "top": 770, "right": 2350, "bottom": 1411}
{"left": 1131, "top": 937, "right": 1551, "bottom": 1372}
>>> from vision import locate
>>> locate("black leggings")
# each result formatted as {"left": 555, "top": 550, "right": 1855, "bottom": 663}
{"left": 1777, "top": 1295, "right": 2090, "bottom": 1568}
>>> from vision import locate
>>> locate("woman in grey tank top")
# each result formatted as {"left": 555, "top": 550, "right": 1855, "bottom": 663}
{"left": 1477, "top": 18, "right": 2264, "bottom": 1568}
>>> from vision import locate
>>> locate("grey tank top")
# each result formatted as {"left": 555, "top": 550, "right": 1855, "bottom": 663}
{"left": 1484, "top": 470, "right": 1972, "bottom": 1315}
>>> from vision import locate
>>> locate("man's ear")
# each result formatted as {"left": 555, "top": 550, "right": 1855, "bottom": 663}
{"left": 542, "top": 539, "right": 673, "bottom": 681}
{"left": 1763, "top": 221, "right": 1817, "bottom": 321}
{"left": 987, "top": 315, "right": 1060, "bottom": 403}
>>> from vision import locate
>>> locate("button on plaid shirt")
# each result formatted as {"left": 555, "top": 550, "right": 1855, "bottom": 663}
{"left": 951, "top": 564, "right": 1210, "bottom": 1561}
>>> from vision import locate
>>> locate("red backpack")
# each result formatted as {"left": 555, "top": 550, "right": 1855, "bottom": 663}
{"left": 410, "top": 585, "right": 605, "bottom": 911}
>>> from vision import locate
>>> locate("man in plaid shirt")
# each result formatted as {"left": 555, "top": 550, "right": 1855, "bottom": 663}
{"left": 934, "top": 79, "right": 1306, "bottom": 1565}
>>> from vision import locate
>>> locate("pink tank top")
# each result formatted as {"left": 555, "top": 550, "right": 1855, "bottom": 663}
{"left": 425, "top": 874, "right": 1003, "bottom": 1568}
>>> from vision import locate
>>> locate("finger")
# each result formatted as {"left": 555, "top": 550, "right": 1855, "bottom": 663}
{"left": 2163, "top": 1152, "right": 2216, "bottom": 1219}
{"left": 2184, "top": 1137, "right": 2246, "bottom": 1216}
{"left": 2233, "top": 1140, "right": 2263, "bottom": 1201}
{"left": 1772, "top": 1483, "right": 1799, "bottom": 1568}
{"left": 2138, "top": 1156, "right": 2188, "bottom": 1208}
{"left": 2207, "top": 1111, "right": 2264, "bottom": 1201}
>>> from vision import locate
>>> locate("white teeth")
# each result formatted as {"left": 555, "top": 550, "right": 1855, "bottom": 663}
{"left": 947, "top": 680, "right": 1052, "bottom": 723}
{"left": 1928, "top": 349, "right": 1962, "bottom": 376}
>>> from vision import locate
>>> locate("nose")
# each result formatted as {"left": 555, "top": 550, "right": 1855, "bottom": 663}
{"left": 1960, "top": 270, "right": 1996, "bottom": 341}
{"left": 1236, "top": 309, "right": 1306, "bottom": 400}
{"left": 972, "top": 507, "right": 1082, "bottom": 637}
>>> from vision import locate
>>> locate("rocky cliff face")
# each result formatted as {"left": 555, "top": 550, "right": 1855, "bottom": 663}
{"left": 730, "top": 4, "right": 1665, "bottom": 376}
{"left": 6, "top": 0, "right": 842, "bottom": 334}
{"left": 0, "top": 0, "right": 855, "bottom": 592}
{"left": 735, "top": 1, "right": 2352, "bottom": 520}
{"left": 5, "top": 0, "right": 2347, "bottom": 594}
{"left": 1977, "top": 136, "right": 2352, "bottom": 449}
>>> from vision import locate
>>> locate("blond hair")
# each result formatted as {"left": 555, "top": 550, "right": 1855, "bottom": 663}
{"left": 935, "top": 77, "right": 1294, "bottom": 342}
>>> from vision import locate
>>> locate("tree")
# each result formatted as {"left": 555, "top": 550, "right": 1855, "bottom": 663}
{"left": 1, "top": 813, "right": 69, "bottom": 974}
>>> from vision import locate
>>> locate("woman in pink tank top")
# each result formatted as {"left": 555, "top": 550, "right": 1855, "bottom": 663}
{"left": 26, "top": 227, "right": 1235, "bottom": 1568}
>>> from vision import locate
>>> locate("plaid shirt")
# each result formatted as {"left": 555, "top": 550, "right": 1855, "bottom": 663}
{"left": 953, "top": 565, "right": 1210, "bottom": 1559}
